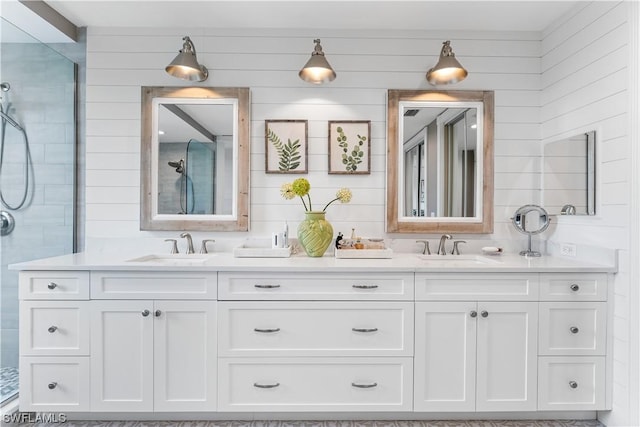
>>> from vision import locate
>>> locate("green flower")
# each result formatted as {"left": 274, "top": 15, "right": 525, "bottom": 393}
{"left": 292, "top": 178, "right": 311, "bottom": 197}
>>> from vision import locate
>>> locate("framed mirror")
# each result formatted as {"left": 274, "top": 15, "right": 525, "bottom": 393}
{"left": 386, "top": 90, "right": 494, "bottom": 233}
{"left": 141, "top": 86, "right": 250, "bottom": 231}
{"left": 542, "top": 130, "right": 596, "bottom": 216}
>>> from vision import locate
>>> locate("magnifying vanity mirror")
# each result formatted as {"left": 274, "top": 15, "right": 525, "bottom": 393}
{"left": 386, "top": 90, "right": 494, "bottom": 233}
{"left": 512, "top": 204, "right": 550, "bottom": 257}
{"left": 140, "top": 86, "right": 250, "bottom": 231}
{"left": 542, "top": 130, "right": 596, "bottom": 216}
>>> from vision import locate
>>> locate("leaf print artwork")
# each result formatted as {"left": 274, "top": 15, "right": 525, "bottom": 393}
{"left": 265, "top": 120, "right": 308, "bottom": 174}
{"left": 328, "top": 121, "right": 371, "bottom": 175}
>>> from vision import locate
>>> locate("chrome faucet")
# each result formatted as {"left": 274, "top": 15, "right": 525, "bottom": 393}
{"left": 437, "top": 234, "right": 452, "bottom": 255}
{"left": 451, "top": 240, "right": 466, "bottom": 255}
{"left": 416, "top": 240, "right": 431, "bottom": 255}
{"left": 180, "top": 232, "right": 195, "bottom": 254}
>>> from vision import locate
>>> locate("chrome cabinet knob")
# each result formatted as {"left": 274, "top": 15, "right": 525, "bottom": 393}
{"left": 155, "top": 310, "right": 162, "bottom": 317}
{"left": 48, "top": 382, "right": 57, "bottom": 390}
{"left": 47, "top": 282, "right": 57, "bottom": 290}
{"left": 481, "top": 311, "right": 489, "bottom": 318}
{"left": 48, "top": 326, "right": 58, "bottom": 333}
{"left": 570, "top": 284, "right": 580, "bottom": 292}
{"left": 570, "top": 326, "right": 579, "bottom": 334}
{"left": 470, "top": 311, "right": 477, "bottom": 318}
{"left": 141, "top": 309, "right": 150, "bottom": 317}
{"left": 569, "top": 381, "right": 578, "bottom": 389}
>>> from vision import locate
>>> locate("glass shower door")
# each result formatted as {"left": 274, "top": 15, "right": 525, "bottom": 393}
{"left": 0, "top": 17, "right": 77, "bottom": 405}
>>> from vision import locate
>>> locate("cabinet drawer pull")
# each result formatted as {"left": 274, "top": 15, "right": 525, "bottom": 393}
{"left": 352, "top": 327, "right": 378, "bottom": 333}
{"left": 352, "top": 284, "right": 378, "bottom": 289}
{"left": 47, "top": 282, "right": 58, "bottom": 290}
{"left": 254, "top": 284, "right": 280, "bottom": 289}
{"left": 569, "top": 381, "right": 578, "bottom": 389}
{"left": 570, "top": 284, "right": 580, "bottom": 292}
{"left": 48, "top": 382, "right": 57, "bottom": 390}
{"left": 352, "top": 382, "right": 378, "bottom": 388}
{"left": 481, "top": 311, "right": 489, "bottom": 318}
{"left": 254, "top": 382, "right": 280, "bottom": 389}
{"left": 470, "top": 310, "right": 477, "bottom": 318}
{"left": 47, "top": 326, "right": 58, "bottom": 333}
{"left": 155, "top": 310, "right": 162, "bottom": 317}
{"left": 570, "top": 326, "right": 579, "bottom": 334}
{"left": 141, "top": 309, "right": 150, "bottom": 317}
{"left": 254, "top": 328, "right": 280, "bottom": 333}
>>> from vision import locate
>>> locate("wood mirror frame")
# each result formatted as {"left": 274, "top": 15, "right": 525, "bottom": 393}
{"left": 140, "top": 86, "right": 250, "bottom": 231}
{"left": 386, "top": 90, "right": 494, "bottom": 233}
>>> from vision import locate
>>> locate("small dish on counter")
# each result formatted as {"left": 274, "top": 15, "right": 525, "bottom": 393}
{"left": 481, "top": 246, "right": 503, "bottom": 255}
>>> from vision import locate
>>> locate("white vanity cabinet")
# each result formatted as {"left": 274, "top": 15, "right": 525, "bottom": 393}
{"left": 414, "top": 274, "right": 539, "bottom": 412}
{"left": 89, "top": 272, "right": 218, "bottom": 412}
{"left": 217, "top": 271, "right": 414, "bottom": 412}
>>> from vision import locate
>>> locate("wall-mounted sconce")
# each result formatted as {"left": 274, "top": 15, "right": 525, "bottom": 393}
{"left": 426, "top": 40, "right": 468, "bottom": 85}
{"left": 165, "top": 36, "right": 208, "bottom": 82}
{"left": 299, "top": 39, "right": 336, "bottom": 84}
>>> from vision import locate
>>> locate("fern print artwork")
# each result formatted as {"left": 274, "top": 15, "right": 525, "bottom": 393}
{"left": 265, "top": 120, "right": 308, "bottom": 174}
{"left": 328, "top": 121, "right": 371, "bottom": 175}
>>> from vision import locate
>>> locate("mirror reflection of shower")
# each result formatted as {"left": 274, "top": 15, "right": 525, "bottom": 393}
{"left": 167, "top": 157, "right": 195, "bottom": 214}
{"left": 0, "top": 81, "right": 34, "bottom": 213}
{"left": 163, "top": 139, "right": 216, "bottom": 215}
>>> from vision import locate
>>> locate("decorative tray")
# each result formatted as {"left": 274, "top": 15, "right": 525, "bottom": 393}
{"left": 233, "top": 241, "right": 292, "bottom": 258}
{"left": 334, "top": 248, "right": 393, "bottom": 259}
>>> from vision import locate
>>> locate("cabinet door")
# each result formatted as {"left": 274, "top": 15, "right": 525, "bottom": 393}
{"left": 414, "top": 301, "right": 477, "bottom": 411}
{"left": 476, "top": 301, "right": 538, "bottom": 411}
{"left": 90, "top": 300, "right": 154, "bottom": 411}
{"left": 153, "top": 300, "right": 217, "bottom": 411}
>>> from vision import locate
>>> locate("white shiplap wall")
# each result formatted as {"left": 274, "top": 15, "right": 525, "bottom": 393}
{"left": 541, "top": 2, "right": 631, "bottom": 425}
{"left": 85, "top": 28, "right": 541, "bottom": 252}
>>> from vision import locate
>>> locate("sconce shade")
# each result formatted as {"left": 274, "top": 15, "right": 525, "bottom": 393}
{"left": 426, "top": 40, "right": 468, "bottom": 85}
{"left": 166, "top": 36, "right": 208, "bottom": 82}
{"left": 299, "top": 39, "right": 336, "bottom": 84}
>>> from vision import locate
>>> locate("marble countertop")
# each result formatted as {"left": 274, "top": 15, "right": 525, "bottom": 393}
{"left": 9, "top": 250, "right": 617, "bottom": 273}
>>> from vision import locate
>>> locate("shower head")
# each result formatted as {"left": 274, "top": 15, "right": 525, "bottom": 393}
{"left": 168, "top": 159, "right": 184, "bottom": 174}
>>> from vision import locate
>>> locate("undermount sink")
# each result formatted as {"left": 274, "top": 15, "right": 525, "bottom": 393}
{"left": 126, "top": 254, "right": 217, "bottom": 266}
{"left": 417, "top": 254, "right": 502, "bottom": 264}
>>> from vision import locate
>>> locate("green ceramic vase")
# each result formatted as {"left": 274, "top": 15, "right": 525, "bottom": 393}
{"left": 297, "top": 211, "right": 333, "bottom": 257}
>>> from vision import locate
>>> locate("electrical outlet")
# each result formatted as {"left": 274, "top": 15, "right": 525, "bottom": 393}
{"left": 560, "top": 243, "right": 577, "bottom": 257}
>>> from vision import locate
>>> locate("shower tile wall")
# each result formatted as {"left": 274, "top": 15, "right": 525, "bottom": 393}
{"left": 0, "top": 41, "right": 75, "bottom": 368}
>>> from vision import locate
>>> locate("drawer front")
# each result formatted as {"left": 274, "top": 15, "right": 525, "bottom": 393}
{"left": 20, "top": 356, "right": 90, "bottom": 412}
{"left": 539, "top": 302, "right": 606, "bottom": 356}
{"left": 538, "top": 356, "right": 605, "bottom": 410}
{"left": 219, "top": 272, "right": 414, "bottom": 300}
{"left": 20, "top": 301, "right": 90, "bottom": 356}
{"left": 19, "top": 271, "right": 89, "bottom": 300}
{"left": 218, "top": 357, "right": 412, "bottom": 412}
{"left": 91, "top": 271, "right": 217, "bottom": 299}
{"left": 218, "top": 301, "right": 413, "bottom": 356}
{"left": 415, "top": 273, "right": 538, "bottom": 301}
{"left": 539, "top": 274, "right": 608, "bottom": 301}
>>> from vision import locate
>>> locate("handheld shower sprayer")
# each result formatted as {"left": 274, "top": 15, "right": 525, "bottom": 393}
{"left": 168, "top": 159, "right": 184, "bottom": 174}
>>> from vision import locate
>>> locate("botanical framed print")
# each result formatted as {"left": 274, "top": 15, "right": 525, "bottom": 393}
{"left": 265, "top": 119, "right": 308, "bottom": 174}
{"left": 328, "top": 120, "right": 371, "bottom": 174}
